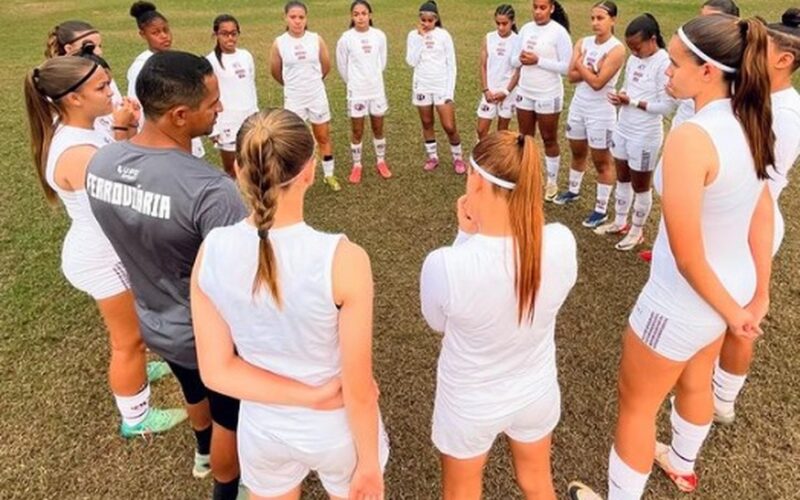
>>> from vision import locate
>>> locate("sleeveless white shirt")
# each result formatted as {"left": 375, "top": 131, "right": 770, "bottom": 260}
{"left": 277, "top": 31, "right": 325, "bottom": 103}
{"left": 768, "top": 87, "right": 800, "bottom": 254}
{"left": 572, "top": 35, "right": 623, "bottom": 107}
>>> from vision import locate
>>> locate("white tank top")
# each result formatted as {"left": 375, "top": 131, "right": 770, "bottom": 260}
{"left": 641, "top": 99, "right": 763, "bottom": 325}
{"left": 199, "top": 220, "right": 362, "bottom": 452}
{"left": 485, "top": 30, "right": 518, "bottom": 91}
{"left": 277, "top": 31, "right": 325, "bottom": 103}
{"left": 572, "top": 35, "right": 623, "bottom": 107}
{"left": 671, "top": 99, "right": 695, "bottom": 130}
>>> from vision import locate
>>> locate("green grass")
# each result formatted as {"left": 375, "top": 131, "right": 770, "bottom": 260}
{"left": 1, "top": 1, "right": 799, "bottom": 498}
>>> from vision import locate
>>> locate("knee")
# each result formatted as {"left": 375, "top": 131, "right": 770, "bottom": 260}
{"left": 109, "top": 333, "right": 146, "bottom": 358}
{"left": 443, "top": 125, "right": 458, "bottom": 138}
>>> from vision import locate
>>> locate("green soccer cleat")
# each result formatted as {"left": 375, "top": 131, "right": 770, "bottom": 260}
{"left": 146, "top": 360, "right": 172, "bottom": 383}
{"left": 323, "top": 175, "right": 342, "bottom": 192}
{"left": 120, "top": 408, "right": 187, "bottom": 438}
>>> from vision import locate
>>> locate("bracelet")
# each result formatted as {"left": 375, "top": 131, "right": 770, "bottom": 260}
{"left": 112, "top": 126, "right": 130, "bottom": 131}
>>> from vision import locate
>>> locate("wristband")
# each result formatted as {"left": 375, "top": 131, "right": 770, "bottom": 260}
{"left": 629, "top": 99, "right": 641, "bottom": 109}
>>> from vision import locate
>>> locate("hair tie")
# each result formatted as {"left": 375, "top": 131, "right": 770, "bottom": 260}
{"left": 32, "top": 67, "right": 40, "bottom": 82}
{"left": 257, "top": 228, "right": 269, "bottom": 240}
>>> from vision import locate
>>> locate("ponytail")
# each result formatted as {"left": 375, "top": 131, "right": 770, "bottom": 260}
{"left": 551, "top": 1, "right": 570, "bottom": 33}
{"left": 44, "top": 20, "right": 96, "bottom": 58}
{"left": 24, "top": 69, "right": 58, "bottom": 204}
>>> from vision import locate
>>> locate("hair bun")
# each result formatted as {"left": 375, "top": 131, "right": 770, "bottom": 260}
{"left": 782, "top": 8, "right": 800, "bottom": 28}
{"left": 130, "top": 1, "right": 157, "bottom": 19}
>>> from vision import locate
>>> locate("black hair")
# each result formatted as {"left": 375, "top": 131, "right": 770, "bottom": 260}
{"left": 284, "top": 1, "right": 307, "bottom": 14}
{"left": 768, "top": 8, "right": 800, "bottom": 36}
{"left": 135, "top": 51, "right": 214, "bottom": 119}
{"left": 419, "top": 1, "right": 442, "bottom": 27}
{"left": 130, "top": 1, "right": 167, "bottom": 30}
{"left": 212, "top": 14, "right": 240, "bottom": 69}
{"left": 495, "top": 4, "right": 517, "bottom": 33}
{"left": 349, "top": 0, "right": 374, "bottom": 28}
{"left": 767, "top": 8, "right": 800, "bottom": 71}
{"left": 549, "top": 1, "right": 571, "bottom": 33}
{"left": 702, "top": 0, "right": 740, "bottom": 17}
{"left": 625, "top": 13, "right": 665, "bottom": 49}
{"left": 593, "top": 1, "right": 618, "bottom": 18}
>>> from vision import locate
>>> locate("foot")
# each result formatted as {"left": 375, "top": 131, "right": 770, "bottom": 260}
{"left": 193, "top": 452, "right": 211, "bottom": 479}
{"left": 713, "top": 406, "right": 736, "bottom": 425}
{"left": 582, "top": 211, "right": 609, "bottom": 229}
{"left": 146, "top": 360, "right": 171, "bottom": 383}
{"left": 654, "top": 442, "right": 699, "bottom": 493}
{"left": 615, "top": 231, "right": 645, "bottom": 251}
{"left": 423, "top": 157, "right": 440, "bottom": 171}
{"left": 376, "top": 160, "right": 392, "bottom": 179}
{"left": 348, "top": 165, "right": 363, "bottom": 184}
{"left": 593, "top": 222, "right": 630, "bottom": 236}
{"left": 120, "top": 407, "right": 188, "bottom": 438}
{"left": 453, "top": 158, "right": 467, "bottom": 175}
{"left": 545, "top": 182, "right": 559, "bottom": 202}
{"left": 553, "top": 190, "right": 580, "bottom": 205}
{"left": 638, "top": 250, "right": 653, "bottom": 263}
{"left": 567, "top": 481, "right": 604, "bottom": 500}
{"left": 323, "top": 175, "right": 342, "bottom": 192}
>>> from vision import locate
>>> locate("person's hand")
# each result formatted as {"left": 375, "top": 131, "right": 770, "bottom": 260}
{"left": 348, "top": 462, "right": 384, "bottom": 500}
{"left": 725, "top": 306, "right": 762, "bottom": 341}
{"left": 608, "top": 90, "right": 629, "bottom": 106}
{"left": 311, "top": 378, "right": 344, "bottom": 410}
{"left": 745, "top": 295, "right": 769, "bottom": 326}
{"left": 457, "top": 195, "right": 478, "bottom": 234}
{"left": 112, "top": 98, "right": 137, "bottom": 130}
{"left": 519, "top": 50, "right": 539, "bottom": 65}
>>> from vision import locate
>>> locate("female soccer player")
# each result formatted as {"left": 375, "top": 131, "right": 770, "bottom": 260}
{"left": 206, "top": 14, "right": 258, "bottom": 178}
{"left": 475, "top": 5, "right": 519, "bottom": 141}
{"left": 713, "top": 8, "right": 800, "bottom": 426}
{"left": 595, "top": 14, "right": 674, "bottom": 251}
{"left": 24, "top": 55, "right": 185, "bottom": 438}
{"left": 568, "top": 14, "right": 775, "bottom": 500}
{"left": 421, "top": 131, "right": 577, "bottom": 499}
{"left": 555, "top": 1, "right": 625, "bottom": 231}
{"left": 336, "top": 0, "right": 392, "bottom": 184}
{"left": 511, "top": 0, "right": 572, "bottom": 200}
{"left": 192, "top": 108, "right": 389, "bottom": 499}
{"left": 406, "top": 1, "right": 466, "bottom": 174}
{"left": 271, "top": 1, "right": 341, "bottom": 192}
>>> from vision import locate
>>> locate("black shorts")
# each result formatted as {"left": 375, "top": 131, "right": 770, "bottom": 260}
{"left": 166, "top": 361, "right": 240, "bottom": 431}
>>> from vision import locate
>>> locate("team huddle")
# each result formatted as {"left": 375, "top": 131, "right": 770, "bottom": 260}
{"left": 23, "top": 0, "right": 800, "bottom": 499}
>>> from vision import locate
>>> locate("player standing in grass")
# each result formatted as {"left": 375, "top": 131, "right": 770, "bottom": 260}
{"left": 555, "top": 1, "right": 625, "bottom": 231}
{"left": 336, "top": 0, "right": 392, "bottom": 184}
{"left": 206, "top": 14, "right": 258, "bottom": 178}
{"left": 595, "top": 14, "right": 674, "bottom": 252}
{"left": 406, "top": 1, "right": 466, "bottom": 174}
{"left": 271, "top": 1, "right": 341, "bottom": 192}
{"left": 511, "top": 0, "right": 572, "bottom": 200}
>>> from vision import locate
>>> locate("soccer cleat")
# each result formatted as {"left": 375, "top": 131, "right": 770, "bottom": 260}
{"left": 615, "top": 231, "right": 645, "bottom": 251}
{"left": 713, "top": 407, "right": 736, "bottom": 425}
{"left": 376, "top": 160, "right": 392, "bottom": 179}
{"left": 120, "top": 408, "right": 188, "bottom": 438}
{"left": 423, "top": 157, "right": 440, "bottom": 171}
{"left": 453, "top": 159, "right": 467, "bottom": 175}
{"left": 553, "top": 191, "right": 580, "bottom": 205}
{"left": 193, "top": 452, "right": 211, "bottom": 479}
{"left": 348, "top": 165, "right": 363, "bottom": 184}
{"left": 593, "top": 222, "right": 630, "bottom": 236}
{"left": 567, "top": 481, "right": 604, "bottom": 500}
{"left": 323, "top": 175, "right": 342, "bottom": 192}
{"left": 545, "top": 182, "right": 559, "bottom": 202}
{"left": 638, "top": 250, "right": 653, "bottom": 263}
{"left": 582, "top": 211, "right": 609, "bottom": 229}
{"left": 654, "top": 442, "right": 699, "bottom": 493}
{"left": 146, "top": 360, "right": 171, "bottom": 383}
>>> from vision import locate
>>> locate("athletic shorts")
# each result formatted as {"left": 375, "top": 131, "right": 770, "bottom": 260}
{"left": 348, "top": 97, "right": 388, "bottom": 118}
{"left": 239, "top": 419, "right": 390, "bottom": 498}
{"left": 61, "top": 230, "right": 130, "bottom": 300}
{"left": 476, "top": 91, "right": 516, "bottom": 120}
{"left": 515, "top": 94, "right": 563, "bottom": 114}
{"left": 566, "top": 104, "right": 615, "bottom": 149}
{"left": 432, "top": 384, "right": 561, "bottom": 459}
{"left": 610, "top": 130, "right": 663, "bottom": 172}
{"left": 211, "top": 113, "right": 254, "bottom": 152}
{"left": 166, "top": 361, "right": 240, "bottom": 431}
{"left": 412, "top": 91, "right": 451, "bottom": 107}
{"left": 628, "top": 299, "right": 725, "bottom": 362}
{"left": 284, "top": 95, "right": 331, "bottom": 125}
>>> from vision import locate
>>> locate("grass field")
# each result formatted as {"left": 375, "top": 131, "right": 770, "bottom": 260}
{"left": 1, "top": 0, "right": 799, "bottom": 498}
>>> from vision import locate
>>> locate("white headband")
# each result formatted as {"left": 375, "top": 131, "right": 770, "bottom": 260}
{"left": 469, "top": 156, "right": 516, "bottom": 190}
{"left": 677, "top": 26, "right": 737, "bottom": 74}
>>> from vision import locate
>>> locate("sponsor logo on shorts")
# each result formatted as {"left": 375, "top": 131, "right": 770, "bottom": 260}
{"left": 354, "top": 103, "right": 366, "bottom": 112}
{"left": 416, "top": 94, "right": 427, "bottom": 102}
{"left": 481, "top": 105, "right": 491, "bottom": 112}
{"left": 641, "top": 150, "right": 652, "bottom": 170}
{"left": 642, "top": 311, "right": 668, "bottom": 349}
{"left": 516, "top": 95, "right": 523, "bottom": 102}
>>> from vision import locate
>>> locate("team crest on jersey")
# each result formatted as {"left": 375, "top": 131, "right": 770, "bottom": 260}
{"left": 116, "top": 165, "right": 140, "bottom": 182}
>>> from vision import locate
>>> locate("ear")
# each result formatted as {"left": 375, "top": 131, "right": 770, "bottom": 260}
{"left": 64, "top": 92, "right": 83, "bottom": 108}
{"left": 233, "top": 158, "right": 242, "bottom": 178}
{"left": 170, "top": 105, "right": 190, "bottom": 127}
{"left": 701, "top": 63, "right": 715, "bottom": 82}
{"left": 138, "top": 29, "right": 146, "bottom": 41}
{"left": 777, "top": 51, "right": 795, "bottom": 71}
{"left": 300, "top": 156, "right": 316, "bottom": 185}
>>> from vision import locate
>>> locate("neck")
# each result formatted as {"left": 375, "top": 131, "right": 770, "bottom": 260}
{"left": 355, "top": 25, "right": 369, "bottom": 32}
{"left": 476, "top": 196, "right": 513, "bottom": 237}
{"left": 771, "top": 71, "right": 793, "bottom": 93}
{"left": 131, "top": 119, "right": 192, "bottom": 152}
{"left": 693, "top": 79, "right": 731, "bottom": 112}
{"left": 249, "top": 190, "right": 305, "bottom": 229}
{"left": 595, "top": 32, "right": 611, "bottom": 43}
{"left": 61, "top": 109, "right": 95, "bottom": 130}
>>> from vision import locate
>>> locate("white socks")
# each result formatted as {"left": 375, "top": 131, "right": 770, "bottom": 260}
{"left": 568, "top": 169, "right": 585, "bottom": 195}
{"left": 713, "top": 359, "right": 747, "bottom": 417}
{"left": 450, "top": 143, "right": 463, "bottom": 162}
{"left": 350, "top": 143, "right": 362, "bottom": 166}
{"left": 424, "top": 140, "right": 438, "bottom": 160}
{"left": 608, "top": 446, "right": 649, "bottom": 500}
{"left": 545, "top": 156, "right": 560, "bottom": 185}
{"left": 613, "top": 181, "right": 633, "bottom": 227}
{"left": 668, "top": 405, "right": 712, "bottom": 474}
{"left": 322, "top": 157, "right": 335, "bottom": 177}
{"left": 114, "top": 384, "right": 151, "bottom": 427}
{"left": 374, "top": 137, "right": 386, "bottom": 162}
{"left": 631, "top": 190, "right": 653, "bottom": 236}
{"left": 595, "top": 183, "right": 614, "bottom": 214}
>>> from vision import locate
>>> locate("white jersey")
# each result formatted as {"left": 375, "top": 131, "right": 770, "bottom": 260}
{"left": 484, "top": 30, "right": 518, "bottom": 92}
{"left": 671, "top": 99, "right": 695, "bottom": 130}
{"left": 406, "top": 27, "right": 457, "bottom": 99}
{"left": 199, "top": 221, "right": 383, "bottom": 453}
{"left": 616, "top": 50, "right": 674, "bottom": 140}
{"left": 641, "top": 99, "right": 763, "bottom": 326}
{"left": 768, "top": 87, "right": 800, "bottom": 254}
{"left": 572, "top": 35, "right": 623, "bottom": 107}
{"left": 336, "top": 27, "right": 387, "bottom": 101}
{"left": 277, "top": 31, "right": 326, "bottom": 104}
{"left": 206, "top": 48, "right": 258, "bottom": 124}
{"left": 512, "top": 21, "right": 572, "bottom": 100}
{"left": 420, "top": 224, "right": 577, "bottom": 420}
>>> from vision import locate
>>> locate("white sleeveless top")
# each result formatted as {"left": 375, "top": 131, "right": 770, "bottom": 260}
{"left": 640, "top": 99, "right": 763, "bottom": 326}
{"left": 485, "top": 30, "right": 519, "bottom": 92}
{"left": 277, "top": 31, "right": 325, "bottom": 103}
{"left": 768, "top": 87, "right": 800, "bottom": 254}
{"left": 199, "top": 220, "right": 365, "bottom": 452}
{"left": 572, "top": 35, "right": 623, "bottom": 107}
{"left": 671, "top": 99, "right": 695, "bottom": 130}
{"left": 514, "top": 20, "right": 573, "bottom": 100}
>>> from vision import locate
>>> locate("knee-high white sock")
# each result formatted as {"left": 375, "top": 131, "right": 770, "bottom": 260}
{"left": 545, "top": 156, "right": 561, "bottom": 185}
{"left": 595, "top": 183, "right": 614, "bottom": 214}
{"left": 373, "top": 137, "right": 386, "bottom": 162}
{"left": 115, "top": 383, "right": 151, "bottom": 427}
{"left": 322, "top": 155, "right": 335, "bottom": 177}
{"left": 450, "top": 142, "right": 463, "bottom": 162}
{"left": 424, "top": 140, "right": 438, "bottom": 160}
{"left": 713, "top": 359, "right": 747, "bottom": 416}
{"left": 350, "top": 143, "right": 362, "bottom": 166}
{"left": 608, "top": 446, "right": 649, "bottom": 500}
{"left": 568, "top": 169, "right": 585, "bottom": 195}
{"left": 613, "top": 181, "right": 633, "bottom": 227}
{"left": 631, "top": 190, "right": 653, "bottom": 236}
{"left": 668, "top": 405, "right": 712, "bottom": 474}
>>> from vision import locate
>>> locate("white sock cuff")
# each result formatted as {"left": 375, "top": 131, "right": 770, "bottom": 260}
{"left": 373, "top": 137, "right": 386, "bottom": 145}
{"left": 634, "top": 190, "right": 653, "bottom": 204}
{"left": 115, "top": 384, "right": 151, "bottom": 426}
{"left": 616, "top": 181, "right": 632, "bottom": 193}
{"left": 671, "top": 406, "right": 712, "bottom": 439}
{"left": 608, "top": 446, "right": 649, "bottom": 498}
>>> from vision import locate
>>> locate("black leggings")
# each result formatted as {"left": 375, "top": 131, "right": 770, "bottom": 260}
{"left": 166, "top": 361, "right": 240, "bottom": 431}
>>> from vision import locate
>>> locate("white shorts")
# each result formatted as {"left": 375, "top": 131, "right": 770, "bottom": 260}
{"left": 432, "top": 385, "right": 561, "bottom": 459}
{"left": 566, "top": 105, "right": 615, "bottom": 149}
{"left": 348, "top": 97, "right": 388, "bottom": 118}
{"left": 515, "top": 94, "right": 563, "bottom": 114}
{"left": 628, "top": 298, "right": 725, "bottom": 362}
{"left": 239, "top": 424, "right": 390, "bottom": 498}
{"left": 476, "top": 91, "right": 516, "bottom": 120}
{"left": 412, "top": 91, "right": 451, "bottom": 107}
{"left": 610, "top": 131, "right": 663, "bottom": 172}
{"left": 285, "top": 95, "right": 331, "bottom": 125}
{"left": 62, "top": 231, "right": 130, "bottom": 300}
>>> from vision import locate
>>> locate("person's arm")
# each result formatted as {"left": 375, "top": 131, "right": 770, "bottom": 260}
{"left": 269, "top": 40, "right": 284, "bottom": 86}
{"left": 537, "top": 29, "right": 573, "bottom": 75}
{"left": 191, "top": 245, "right": 342, "bottom": 406}
{"left": 126, "top": 59, "right": 143, "bottom": 99}
{"left": 504, "top": 68, "right": 521, "bottom": 96}
{"left": 745, "top": 185, "right": 774, "bottom": 324}
{"left": 510, "top": 30, "right": 524, "bottom": 69}
{"left": 318, "top": 35, "right": 331, "bottom": 79}
{"left": 379, "top": 31, "right": 388, "bottom": 72}
{"left": 332, "top": 239, "right": 384, "bottom": 498}
{"left": 335, "top": 35, "right": 349, "bottom": 83}
{"left": 574, "top": 44, "right": 625, "bottom": 91}
{"left": 444, "top": 31, "right": 457, "bottom": 100}
{"left": 567, "top": 39, "right": 584, "bottom": 83}
{"left": 57, "top": 145, "right": 97, "bottom": 191}
{"left": 614, "top": 57, "right": 676, "bottom": 115}
{"left": 420, "top": 250, "right": 449, "bottom": 333}
{"left": 194, "top": 177, "right": 248, "bottom": 237}
{"left": 478, "top": 37, "right": 492, "bottom": 102}
{"left": 405, "top": 30, "right": 423, "bottom": 67}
